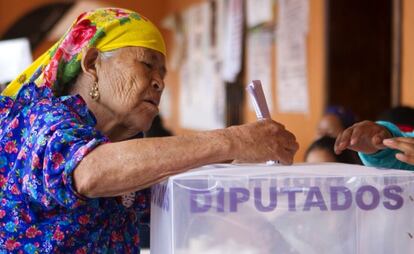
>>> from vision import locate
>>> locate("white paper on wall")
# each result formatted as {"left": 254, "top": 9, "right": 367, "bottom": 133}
{"left": 161, "top": 13, "right": 185, "bottom": 71}
{"left": 276, "top": 0, "right": 310, "bottom": 113}
{"left": 214, "top": 0, "right": 229, "bottom": 64}
{"left": 246, "top": 0, "right": 274, "bottom": 28}
{"left": 0, "top": 38, "right": 32, "bottom": 84}
{"left": 185, "top": 2, "right": 212, "bottom": 59}
{"left": 222, "top": 0, "right": 244, "bottom": 83}
{"left": 179, "top": 59, "right": 226, "bottom": 130}
{"left": 179, "top": 2, "right": 226, "bottom": 130}
{"left": 159, "top": 85, "right": 172, "bottom": 119}
{"left": 276, "top": 33, "right": 309, "bottom": 113}
{"left": 278, "top": 0, "right": 309, "bottom": 33}
{"left": 247, "top": 29, "right": 274, "bottom": 112}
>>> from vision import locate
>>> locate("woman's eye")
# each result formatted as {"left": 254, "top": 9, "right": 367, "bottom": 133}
{"left": 141, "top": 62, "right": 153, "bottom": 69}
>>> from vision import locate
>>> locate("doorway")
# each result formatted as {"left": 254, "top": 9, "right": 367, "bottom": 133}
{"left": 326, "top": 0, "right": 398, "bottom": 120}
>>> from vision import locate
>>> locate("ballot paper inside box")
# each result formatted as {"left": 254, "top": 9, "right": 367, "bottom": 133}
{"left": 150, "top": 163, "right": 414, "bottom": 254}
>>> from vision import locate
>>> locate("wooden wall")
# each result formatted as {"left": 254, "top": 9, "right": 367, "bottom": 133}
{"left": 0, "top": 0, "right": 168, "bottom": 58}
{"left": 0, "top": 1, "right": 167, "bottom": 37}
{"left": 402, "top": 0, "right": 414, "bottom": 106}
{"left": 0, "top": 0, "right": 57, "bottom": 36}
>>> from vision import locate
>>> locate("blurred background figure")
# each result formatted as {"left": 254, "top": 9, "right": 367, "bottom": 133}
{"left": 305, "top": 136, "right": 362, "bottom": 164}
{"left": 145, "top": 114, "right": 173, "bottom": 138}
{"left": 0, "top": 82, "right": 8, "bottom": 91}
{"left": 316, "top": 106, "right": 357, "bottom": 139}
{"left": 377, "top": 106, "right": 414, "bottom": 132}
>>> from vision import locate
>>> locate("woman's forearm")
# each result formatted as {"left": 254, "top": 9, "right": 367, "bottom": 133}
{"left": 73, "top": 119, "right": 300, "bottom": 198}
{"left": 73, "top": 129, "right": 233, "bottom": 198}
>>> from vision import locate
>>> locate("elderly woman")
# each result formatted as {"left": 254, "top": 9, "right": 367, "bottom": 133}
{"left": 0, "top": 8, "right": 298, "bottom": 253}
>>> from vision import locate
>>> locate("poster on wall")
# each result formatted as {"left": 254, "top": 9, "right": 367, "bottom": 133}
{"left": 0, "top": 38, "right": 32, "bottom": 84}
{"left": 246, "top": 0, "right": 274, "bottom": 28}
{"left": 179, "top": 59, "right": 226, "bottom": 130}
{"left": 185, "top": 2, "right": 212, "bottom": 59}
{"left": 222, "top": 0, "right": 244, "bottom": 83}
{"left": 159, "top": 86, "right": 172, "bottom": 120}
{"left": 247, "top": 28, "right": 274, "bottom": 112}
{"left": 276, "top": 0, "right": 310, "bottom": 113}
{"left": 178, "top": 1, "right": 226, "bottom": 130}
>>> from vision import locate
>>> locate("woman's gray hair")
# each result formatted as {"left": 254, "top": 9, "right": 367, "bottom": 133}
{"left": 55, "top": 50, "right": 117, "bottom": 96}
{"left": 100, "top": 50, "right": 116, "bottom": 59}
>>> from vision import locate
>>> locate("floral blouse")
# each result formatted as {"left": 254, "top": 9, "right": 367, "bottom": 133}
{"left": 0, "top": 83, "right": 149, "bottom": 253}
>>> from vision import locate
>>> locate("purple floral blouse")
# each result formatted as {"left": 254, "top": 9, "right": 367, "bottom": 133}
{"left": 0, "top": 83, "right": 149, "bottom": 253}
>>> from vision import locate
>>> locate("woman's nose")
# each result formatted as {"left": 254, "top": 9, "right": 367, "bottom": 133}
{"left": 152, "top": 79, "right": 164, "bottom": 92}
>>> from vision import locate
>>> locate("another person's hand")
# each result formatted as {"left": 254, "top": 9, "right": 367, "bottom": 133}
{"left": 334, "top": 121, "right": 392, "bottom": 155}
{"left": 227, "top": 119, "right": 299, "bottom": 164}
{"left": 383, "top": 137, "right": 414, "bottom": 165}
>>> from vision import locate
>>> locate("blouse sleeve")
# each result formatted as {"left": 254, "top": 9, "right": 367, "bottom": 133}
{"left": 20, "top": 108, "right": 108, "bottom": 210}
{"left": 358, "top": 121, "right": 414, "bottom": 170}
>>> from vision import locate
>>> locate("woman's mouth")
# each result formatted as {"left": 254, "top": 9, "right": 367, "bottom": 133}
{"left": 143, "top": 99, "right": 159, "bottom": 106}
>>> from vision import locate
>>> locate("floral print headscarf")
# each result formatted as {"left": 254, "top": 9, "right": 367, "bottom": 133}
{"left": 2, "top": 7, "right": 166, "bottom": 97}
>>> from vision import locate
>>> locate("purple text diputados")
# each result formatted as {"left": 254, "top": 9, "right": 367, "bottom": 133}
{"left": 189, "top": 185, "right": 404, "bottom": 213}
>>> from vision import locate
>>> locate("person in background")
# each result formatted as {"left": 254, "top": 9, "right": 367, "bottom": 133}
{"left": 0, "top": 8, "right": 298, "bottom": 253}
{"left": 305, "top": 136, "right": 361, "bottom": 164}
{"left": 0, "top": 81, "right": 8, "bottom": 92}
{"left": 316, "top": 105, "right": 356, "bottom": 139}
{"left": 145, "top": 114, "right": 173, "bottom": 137}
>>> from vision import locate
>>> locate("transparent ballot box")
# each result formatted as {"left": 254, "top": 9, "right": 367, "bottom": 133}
{"left": 150, "top": 163, "right": 414, "bottom": 254}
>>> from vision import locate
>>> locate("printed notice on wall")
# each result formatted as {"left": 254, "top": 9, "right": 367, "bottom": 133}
{"left": 178, "top": 2, "right": 226, "bottom": 130}
{"left": 276, "top": 0, "right": 309, "bottom": 113}
{"left": 246, "top": 0, "right": 274, "bottom": 28}
{"left": 247, "top": 29, "right": 273, "bottom": 111}
{"left": 222, "top": 0, "right": 244, "bottom": 83}
{"left": 179, "top": 59, "right": 226, "bottom": 130}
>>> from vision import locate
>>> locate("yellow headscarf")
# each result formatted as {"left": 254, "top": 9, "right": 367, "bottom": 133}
{"left": 2, "top": 7, "right": 166, "bottom": 97}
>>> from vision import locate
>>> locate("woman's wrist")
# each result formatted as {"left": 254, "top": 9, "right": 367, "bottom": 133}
{"left": 221, "top": 126, "right": 243, "bottom": 161}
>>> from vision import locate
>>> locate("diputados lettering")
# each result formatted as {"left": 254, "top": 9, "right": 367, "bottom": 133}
{"left": 189, "top": 185, "right": 404, "bottom": 213}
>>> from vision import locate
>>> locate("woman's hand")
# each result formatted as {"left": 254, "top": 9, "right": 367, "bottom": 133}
{"left": 334, "top": 121, "right": 392, "bottom": 155}
{"left": 227, "top": 119, "right": 299, "bottom": 165}
{"left": 383, "top": 137, "right": 414, "bottom": 164}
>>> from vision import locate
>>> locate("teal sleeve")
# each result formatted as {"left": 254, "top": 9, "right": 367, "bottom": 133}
{"left": 358, "top": 121, "right": 414, "bottom": 170}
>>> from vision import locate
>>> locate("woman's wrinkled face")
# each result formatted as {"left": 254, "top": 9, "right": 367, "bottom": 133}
{"left": 97, "top": 47, "right": 166, "bottom": 133}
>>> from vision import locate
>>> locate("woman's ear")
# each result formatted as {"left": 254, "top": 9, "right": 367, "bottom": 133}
{"left": 81, "top": 47, "right": 100, "bottom": 81}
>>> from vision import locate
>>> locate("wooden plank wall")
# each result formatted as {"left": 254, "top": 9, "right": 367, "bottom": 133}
{"left": 402, "top": 0, "right": 414, "bottom": 106}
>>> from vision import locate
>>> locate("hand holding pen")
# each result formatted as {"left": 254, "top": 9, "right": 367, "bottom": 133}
{"left": 246, "top": 80, "right": 297, "bottom": 165}
{"left": 222, "top": 80, "right": 298, "bottom": 164}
